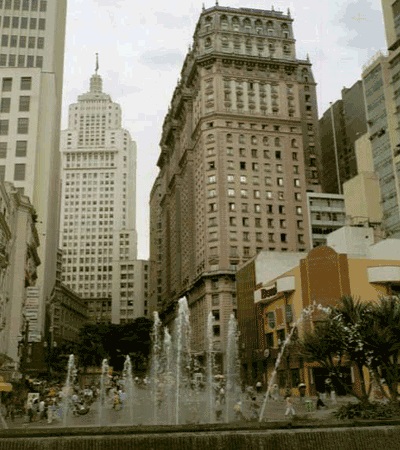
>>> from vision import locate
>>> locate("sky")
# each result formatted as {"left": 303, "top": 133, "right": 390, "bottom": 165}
{"left": 63, "top": 0, "right": 387, "bottom": 259}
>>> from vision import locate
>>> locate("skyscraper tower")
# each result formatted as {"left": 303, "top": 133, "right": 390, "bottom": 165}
{"left": 60, "top": 61, "right": 139, "bottom": 324}
{"left": 0, "top": 0, "right": 67, "bottom": 341}
{"left": 150, "top": 6, "right": 321, "bottom": 359}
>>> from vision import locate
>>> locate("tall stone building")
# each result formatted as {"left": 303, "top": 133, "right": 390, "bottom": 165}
{"left": 319, "top": 81, "right": 367, "bottom": 194}
{"left": 150, "top": 6, "right": 321, "bottom": 358}
{"left": 0, "top": 0, "right": 67, "bottom": 340}
{"left": 60, "top": 67, "right": 143, "bottom": 324}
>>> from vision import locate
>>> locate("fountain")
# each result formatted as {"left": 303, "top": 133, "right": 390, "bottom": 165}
{"left": 62, "top": 354, "right": 77, "bottom": 427}
{"left": 122, "top": 355, "right": 135, "bottom": 425}
{"left": 98, "top": 358, "right": 109, "bottom": 427}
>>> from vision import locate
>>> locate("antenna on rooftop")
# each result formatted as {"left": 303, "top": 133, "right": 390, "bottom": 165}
{"left": 95, "top": 53, "right": 99, "bottom": 75}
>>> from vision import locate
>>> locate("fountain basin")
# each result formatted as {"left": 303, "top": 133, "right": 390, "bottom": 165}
{"left": 1, "top": 421, "right": 400, "bottom": 449}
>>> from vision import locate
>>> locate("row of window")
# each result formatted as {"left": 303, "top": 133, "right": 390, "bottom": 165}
{"left": 0, "top": 117, "right": 29, "bottom": 134}
{"left": 0, "top": 53, "right": 42, "bottom": 67}
{"left": 0, "top": 16, "right": 46, "bottom": 29}
{"left": 0, "top": 0, "right": 47, "bottom": 11}
{"left": 0, "top": 95, "right": 29, "bottom": 112}
{"left": 0, "top": 139, "right": 27, "bottom": 157}
{"left": 0, "top": 162, "right": 25, "bottom": 180}
{"left": 0, "top": 34, "right": 44, "bottom": 49}
{"left": 1, "top": 76, "right": 31, "bottom": 90}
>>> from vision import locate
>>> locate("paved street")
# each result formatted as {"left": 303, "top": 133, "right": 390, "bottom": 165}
{"left": 1, "top": 393, "right": 351, "bottom": 430}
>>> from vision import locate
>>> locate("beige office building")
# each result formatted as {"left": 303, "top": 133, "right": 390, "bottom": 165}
{"left": 0, "top": 0, "right": 67, "bottom": 339}
{"left": 60, "top": 69, "right": 144, "bottom": 324}
{"left": 150, "top": 6, "right": 321, "bottom": 359}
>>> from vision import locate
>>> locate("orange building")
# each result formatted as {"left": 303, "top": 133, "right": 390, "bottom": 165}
{"left": 248, "top": 233, "right": 400, "bottom": 396}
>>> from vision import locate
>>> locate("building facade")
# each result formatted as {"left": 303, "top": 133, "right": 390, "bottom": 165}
{"left": 252, "top": 237, "right": 400, "bottom": 396}
{"left": 319, "top": 81, "right": 367, "bottom": 194}
{"left": 59, "top": 69, "right": 142, "bottom": 324}
{"left": 306, "top": 192, "right": 346, "bottom": 247}
{"left": 0, "top": 182, "right": 40, "bottom": 368}
{"left": 151, "top": 6, "right": 321, "bottom": 358}
{"left": 0, "top": 0, "right": 67, "bottom": 339}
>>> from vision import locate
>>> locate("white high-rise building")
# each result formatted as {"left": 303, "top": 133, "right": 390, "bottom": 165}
{"left": 60, "top": 66, "right": 141, "bottom": 324}
{"left": 0, "top": 0, "right": 67, "bottom": 341}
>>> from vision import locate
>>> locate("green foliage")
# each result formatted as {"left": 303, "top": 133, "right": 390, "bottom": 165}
{"left": 333, "top": 401, "right": 400, "bottom": 420}
{"left": 76, "top": 317, "right": 153, "bottom": 373}
{"left": 298, "top": 295, "right": 400, "bottom": 403}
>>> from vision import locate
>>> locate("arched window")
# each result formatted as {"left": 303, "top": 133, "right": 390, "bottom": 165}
{"left": 226, "top": 133, "right": 233, "bottom": 143}
{"left": 221, "top": 35, "right": 229, "bottom": 48}
{"left": 243, "top": 18, "right": 251, "bottom": 32}
{"left": 251, "top": 135, "right": 257, "bottom": 145}
{"left": 205, "top": 37, "right": 212, "bottom": 48}
{"left": 232, "top": 16, "right": 239, "bottom": 31}
{"left": 267, "top": 20, "right": 274, "bottom": 35}
{"left": 274, "top": 137, "right": 280, "bottom": 147}
{"left": 291, "top": 139, "right": 298, "bottom": 148}
{"left": 204, "top": 16, "right": 213, "bottom": 31}
{"left": 255, "top": 19, "right": 263, "bottom": 34}
{"left": 220, "top": 15, "right": 228, "bottom": 30}
{"left": 263, "top": 136, "right": 269, "bottom": 146}
{"left": 239, "top": 134, "right": 245, "bottom": 144}
{"left": 207, "top": 133, "right": 215, "bottom": 143}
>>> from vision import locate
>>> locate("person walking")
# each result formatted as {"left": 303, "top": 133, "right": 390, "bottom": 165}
{"left": 284, "top": 394, "right": 295, "bottom": 419}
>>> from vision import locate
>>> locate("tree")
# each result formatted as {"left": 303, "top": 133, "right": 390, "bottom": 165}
{"left": 76, "top": 318, "right": 153, "bottom": 373}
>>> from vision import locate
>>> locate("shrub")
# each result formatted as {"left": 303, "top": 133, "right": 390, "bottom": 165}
{"left": 333, "top": 401, "right": 400, "bottom": 420}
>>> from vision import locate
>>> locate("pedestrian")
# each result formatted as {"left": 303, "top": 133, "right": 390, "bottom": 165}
{"left": 215, "top": 399, "right": 223, "bottom": 421}
{"left": 233, "top": 400, "right": 244, "bottom": 421}
{"left": 219, "top": 386, "right": 225, "bottom": 404}
{"left": 316, "top": 392, "right": 326, "bottom": 410}
{"left": 271, "top": 384, "right": 279, "bottom": 401}
{"left": 284, "top": 394, "right": 295, "bottom": 419}
{"left": 250, "top": 396, "right": 259, "bottom": 420}
{"left": 298, "top": 383, "right": 306, "bottom": 403}
{"left": 256, "top": 381, "right": 262, "bottom": 394}
{"left": 39, "top": 398, "right": 46, "bottom": 420}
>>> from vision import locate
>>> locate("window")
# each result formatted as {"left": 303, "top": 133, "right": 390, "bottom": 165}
{"left": 3, "top": 17, "right": 10, "bottom": 28}
{"left": 229, "top": 217, "right": 237, "bottom": 226}
{"left": 16, "top": 140, "right": 27, "bottom": 157}
{"left": 229, "top": 202, "right": 235, "bottom": 211}
{"left": 17, "top": 118, "right": 29, "bottom": 133}
{"left": 267, "top": 204, "right": 273, "bottom": 213}
{"left": 240, "top": 189, "right": 248, "bottom": 198}
{"left": 266, "top": 190, "right": 272, "bottom": 199}
{"left": 30, "top": 17, "right": 37, "bottom": 29}
{"left": 40, "top": 0, "right": 47, "bottom": 12}
{"left": 2, "top": 78, "right": 12, "bottom": 91}
{"left": 294, "top": 192, "right": 301, "bottom": 201}
{"left": 0, "top": 55, "right": 6, "bottom": 66}
{"left": 276, "top": 164, "right": 283, "bottom": 173}
{"left": 253, "top": 190, "right": 260, "bottom": 198}
{"left": 209, "top": 203, "right": 217, "bottom": 212}
{"left": 14, "top": 163, "right": 25, "bottom": 180}
{"left": 268, "top": 233, "right": 274, "bottom": 243}
{"left": 19, "top": 96, "right": 30, "bottom": 112}
{"left": 37, "top": 37, "right": 44, "bottom": 49}
{"left": 31, "top": 0, "right": 38, "bottom": 10}
{"left": 251, "top": 149, "right": 258, "bottom": 158}
{"left": 275, "top": 137, "right": 280, "bottom": 146}
{"left": 242, "top": 217, "right": 249, "bottom": 227}
{"left": 292, "top": 152, "right": 298, "bottom": 161}
{"left": 254, "top": 204, "right": 261, "bottom": 213}
{"left": 267, "top": 218, "right": 274, "bottom": 228}
{"left": 298, "top": 234, "right": 305, "bottom": 244}
{"left": 240, "top": 162, "right": 246, "bottom": 170}
{"left": 278, "top": 191, "right": 284, "bottom": 200}
{"left": 279, "top": 205, "right": 285, "bottom": 214}
{"left": 0, "top": 98, "right": 10, "bottom": 113}
{"left": 208, "top": 175, "right": 216, "bottom": 184}
{"left": 228, "top": 188, "right": 235, "bottom": 197}
{"left": 280, "top": 233, "right": 287, "bottom": 243}
{"left": 21, "top": 17, "right": 28, "bottom": 28}
{"left": 0, "top": 142, "right": 7, "bottom": 158}
{"left": 17, "top": 55, "right": 25, "bottom": 67}
{"left": 0, "top": 166, "right": 5, "bottom": 181}
{"left": 36, "top": 56, "right": 43, "bottom": 68}
{"left": 294, "top": 178, "right": 300, "bottom": 187}
{"left": 20, "top": 77, "right": 31, "bottom": 90}
{"left": 277, "top": 177, "right": 283, "bottom": 186}
{"left": 243, "top": 231, "right": 250, "bottom": 241}
{"left": 275, "top": 150, "right": 281, "bottom": 159}
{"left": 28, "top": 37, "right": 35, "bottom": 48}
{"left": 38, "top": 18, "right": 45, "bottom": 30}
{"left": 12, "top": 17, "right": 19, "bottom": 28}
{"left": 227, "top": 174, "right": 234, "bottom": 183}
{"left": 0, "top": 120, "right": 9, "bottom": 135}
{"left": 296, "top": 206, "right": 302, "bottom": 215}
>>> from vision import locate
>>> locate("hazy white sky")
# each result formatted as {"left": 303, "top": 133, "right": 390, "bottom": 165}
{"left": 63, "top": 0, "right": 386, "bottom": 259}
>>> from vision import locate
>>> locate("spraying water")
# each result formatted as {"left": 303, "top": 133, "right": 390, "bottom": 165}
{"left": 62, "top": 354, "right": 77, "bottom": 427}
{"left": 206, "top": 312, "right": 215, "bottom": 423}
{"left": 98, "top": 358, "right": 109, "bottom": 426}
{"left": 122, "top": 355, "right": 135, "bottom": 425}
{"left": 173, "top": 297, "right": 191, "bottom": 425}
{"left": 225, "top": 314, "right": 240, "bottom": 422}
{"left": 150, "top": 311, "right": 162, "bottom": 424}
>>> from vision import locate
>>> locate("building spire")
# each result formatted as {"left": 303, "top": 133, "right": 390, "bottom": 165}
{"left": 95, "top": 52, "right": 99, "bottom": 75}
